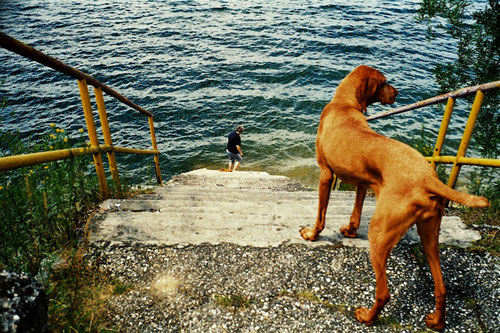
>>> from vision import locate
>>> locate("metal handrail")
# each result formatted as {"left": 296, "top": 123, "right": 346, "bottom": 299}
{"left": 366, "top": 80, "right": 500, "bottom": 121}
{"left": 0, "top": 145, "right": 159, "bottom": 172}
{"left": 0, "top": 32, "right": 163, "bottom": 197}
{"left": 340, "top": 80, "right": 500, "bottom": 191}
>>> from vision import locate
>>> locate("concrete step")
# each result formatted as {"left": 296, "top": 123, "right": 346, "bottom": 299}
{"left": 91, "top": 169, "right": 481, "bottom": 248}
{"left": 164, "top": 169, "right": 304, "bottom": 190}
{"left": 102, "top": 197, "right": 377, "bottom": 216}
{"left": 155, "top": 187, "right": 360, "bottom": 200}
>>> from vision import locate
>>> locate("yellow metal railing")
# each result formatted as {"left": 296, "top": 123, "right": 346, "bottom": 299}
{"left": 351, "top": 80, "right": 500, "bottom": 190}
{"left": 0, "top": 32, "right": 163, "bottom": 197}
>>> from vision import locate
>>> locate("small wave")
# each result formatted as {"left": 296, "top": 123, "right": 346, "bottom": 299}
{"left": 0, "top": 0, "right": 474, "bottom": 185}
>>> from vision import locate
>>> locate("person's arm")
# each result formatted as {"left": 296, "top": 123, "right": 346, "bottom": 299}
{"left": 236, "top": 145, "right": 243, "bottom": 156}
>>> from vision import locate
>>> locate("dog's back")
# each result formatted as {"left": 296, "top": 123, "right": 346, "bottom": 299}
{"left": 318, "top": 69, "right": 488, "bottom": 208}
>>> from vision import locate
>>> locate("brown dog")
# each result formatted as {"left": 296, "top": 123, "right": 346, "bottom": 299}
{"left": 299, "top": 65, "right": 489, "bottom": 330}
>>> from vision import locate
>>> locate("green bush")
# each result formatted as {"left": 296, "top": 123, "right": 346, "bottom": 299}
{"left": 0, "top": 82, "right": 146, "bottom": 330}
{"left": 417, "top": 0, "right": 499, "bottom": 224}
{"left": 411, "top": 122, "right": 448, "bottom": 184}
{"left": 0, "top": 124, "right": 99, "bottom": 274}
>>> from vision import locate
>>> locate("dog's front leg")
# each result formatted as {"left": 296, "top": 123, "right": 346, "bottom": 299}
{"left": 300, "top": 168, "right": 333, "bottom": 241}
{"left": 340, "top": 185, "right": 367, "bottom": 238}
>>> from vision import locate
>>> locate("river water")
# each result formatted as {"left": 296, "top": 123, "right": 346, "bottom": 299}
{"left": 0, "top": 0, "right": 481, "bottom": 187}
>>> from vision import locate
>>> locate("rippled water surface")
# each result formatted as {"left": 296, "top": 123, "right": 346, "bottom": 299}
{"left": 1, "top": 0, "right": 475, "bottom": 187}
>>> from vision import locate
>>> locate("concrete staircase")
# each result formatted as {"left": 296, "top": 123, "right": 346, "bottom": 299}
{"left": 91, "top": 169, "right": 481, "bottom": 248}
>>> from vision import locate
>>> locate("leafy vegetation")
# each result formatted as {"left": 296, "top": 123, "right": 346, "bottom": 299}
{"left": 0, "top": 123, "right": 99, "bottom": 274}
{"left": 411, "top": 122, "right": 449, "bottom": 183}
{"left": 416, "top": 0, "right": 499, "bottom": 234}
{"left": 47, "top": 244, "right": 132, "bottom": 332}
{"left": 0, "top": 89, "right": 139, "bottom": 330}
{"left": 415, "top": 0, "right": 499, "bottom": 157}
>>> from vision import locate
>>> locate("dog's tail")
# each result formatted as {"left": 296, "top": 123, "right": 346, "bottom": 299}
{"left": 428, "top": 179, "right": 490, "bottom": 207}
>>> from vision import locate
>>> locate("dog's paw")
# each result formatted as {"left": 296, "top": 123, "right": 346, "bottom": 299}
{"left": 340, "top": 225, "right": 357, "bottom": 238}
{"left": 425, "top": 312, "right": 444, "bottom": 330}
{"left": 355, "top": 307, "right": 375, "bottom": 326}
{"left": 299, "top": 228, "right": 318, "bottom": 241}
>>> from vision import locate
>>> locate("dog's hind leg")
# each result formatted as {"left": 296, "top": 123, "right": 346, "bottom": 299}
{"left": 300, "top": 167, "right": 333, "bottom": 241}
{"left": 340, "top": 185, "right": 367, "bottom": 238}
{"left": 356, "top": 203, "right": 416, "bottom": 326}
{"left": 416, "top": 212, "right": 446, "bottom": 330}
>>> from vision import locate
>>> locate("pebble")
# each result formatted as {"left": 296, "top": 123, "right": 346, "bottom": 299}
{"left": 86, "top": 242, "right": 499, "bottom": 332}
{"left": 0, "top": 271, "right": 48, "bottom": 332}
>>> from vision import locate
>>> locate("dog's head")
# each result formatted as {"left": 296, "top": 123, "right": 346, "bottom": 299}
{"left": 353, "top": 65, "right": 398, "bottom": 113}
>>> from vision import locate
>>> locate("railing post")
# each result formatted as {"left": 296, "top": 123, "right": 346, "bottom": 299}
{"left": 431, "top": 97, "right": 455, "bottom": 170}
{"left": 447, "top": 90, "right": 484, "bottom": 189}
{"left": 94, "top": 86, "right": 122, "bottom": 196}
{"left": 331, "top": 173, "right": 338, "bottom": 190}
{"left": 148, "top": 115, "right": 162, "bottom": 185}
{"left": 77, "top": 78, "right": 109, "bottom": 198}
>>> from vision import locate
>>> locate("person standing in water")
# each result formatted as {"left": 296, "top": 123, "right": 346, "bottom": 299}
{"left": 225, "top": 125, "right": 244, "bottom": 172}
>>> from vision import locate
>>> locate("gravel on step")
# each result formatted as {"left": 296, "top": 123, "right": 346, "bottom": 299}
{"left": 87, "top": 241, "right": 499, "bottom": 333}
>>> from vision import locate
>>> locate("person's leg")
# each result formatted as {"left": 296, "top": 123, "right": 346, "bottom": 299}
{"left": 232, "top": 154, "right": 242, "bottom": 171}
{"left": 227, "top": 150, "right": 234, "bottom": 171}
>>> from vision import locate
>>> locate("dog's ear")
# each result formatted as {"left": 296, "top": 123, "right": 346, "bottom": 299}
{"left": 356, "top": 77, "right": 376, "bottom": 113}
{"left": 356, "top": 71, "right": 385, "bottom": 113}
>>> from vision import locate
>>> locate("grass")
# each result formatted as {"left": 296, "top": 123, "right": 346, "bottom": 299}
{"left": 0, "top": 122, "right": 142, "bottom": 331}
{"left": 282, "top": 289, "right": 351, "bottom": 316}
{"left": 44, "top": 185, "right": 137, "bottom": 332}
{"left": 375, "top": 315, "right": 417, "bottom": 331}
{"left": 47, "top": 247, "right": 133, "bottom": 332}
{"left": 0, "top": 124, "right": 102, "bottom": 274}
{"left": 212, "top": 294, "right": 255, "bottom": 310}
{"left": 456, "top": 180, "right": 499, "bottom": 256}
{"left": 460, "top": 207, "right": 499, "bottom": 256}
{"left": 410, "top": 122, "right": 500, "bottom": 257}
{"left": 410, "top": 207, "right": 499, "bottom": 257}
{"left": 296, "top": 290, "right": 322, "bottom": 303}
